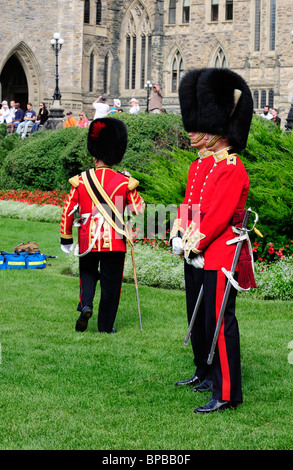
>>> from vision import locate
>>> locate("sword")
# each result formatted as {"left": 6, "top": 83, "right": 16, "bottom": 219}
{"left": 183, "top": 285, "right": 203, "bottom": 345}
{"left": 207, "top": 207, "right": 252, "bottom": 365}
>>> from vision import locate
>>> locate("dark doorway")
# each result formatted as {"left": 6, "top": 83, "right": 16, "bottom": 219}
{"left": 0, "top": 55, "right": 28, "bottom": 110}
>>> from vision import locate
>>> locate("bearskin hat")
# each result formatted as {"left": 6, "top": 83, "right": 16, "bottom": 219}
{"left": 178, "top": 68, "right": 208, "bottom": 132}
{"left": 196, "top": 68, "right": 253, "bottom": 152}
{"left": 87, "top": 117, "right": 128, "bottom": 165}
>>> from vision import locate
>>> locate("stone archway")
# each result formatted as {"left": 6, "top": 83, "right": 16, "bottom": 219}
{"left": 0, "top": 41, "right": 43, "bottom": 110}
{"left": 0, "top": 55, "right": 28, "bottom": 110}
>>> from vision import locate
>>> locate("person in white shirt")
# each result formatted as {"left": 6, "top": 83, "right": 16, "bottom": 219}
{"left": 129, "top": 98, "right": 139, "bottom": 115}
{"left": 92, "top": 96, "right": 110, "bottom": 119}
{"left": 0, "top": 100, "right": 13, "bottom": 125}
{"left": 260, "top": 105, "right": 273, "bottom": 120}
{"left": 9, "top": 100, "right": 16, "bottom": 120}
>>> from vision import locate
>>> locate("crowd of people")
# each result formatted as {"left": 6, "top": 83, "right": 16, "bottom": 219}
{"left": 0, "top": 84, "right": 167, "bottom": 138}
{"left": 0, "top": 87, "right": 282, "bottom": 143}
{"left": 0, "top": 100, "right": 49, "bottom": 137}
{"left": 258, "top": 104, "right": 281, "bottom": 125}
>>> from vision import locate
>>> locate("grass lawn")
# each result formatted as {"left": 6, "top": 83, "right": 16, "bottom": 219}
{"left": 0, "top": 217, "right": 292, "bottom": 451}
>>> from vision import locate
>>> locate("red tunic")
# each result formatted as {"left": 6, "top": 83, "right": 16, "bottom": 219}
{"left": 170, "top": 150, "right": 214, "bottom": 239}
{"left": 184, "top": 150, "right": 249, "bottom": 270}
{"left": 60, "top": 167, "right": 145, "bottom": 253}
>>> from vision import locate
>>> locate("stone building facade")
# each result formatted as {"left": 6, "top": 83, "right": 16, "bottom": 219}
{"left": 0, "top": 0, "right": 293, "bottom": 126}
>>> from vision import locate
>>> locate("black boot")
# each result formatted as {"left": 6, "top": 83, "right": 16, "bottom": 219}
{"left": 192, "top": 378, "right": 213, "bottom": 392}
{"left": 75, "top": 306, "right": 92, "bottom": 332}
{"left": 176, "top": 374, "right": 200, "bottom": 386}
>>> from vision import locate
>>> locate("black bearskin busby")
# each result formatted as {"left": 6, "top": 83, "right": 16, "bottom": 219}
{"left": 178, "top": 68, "right": 208, "bottom": 133}
{"left": 196, "top": 68, "right": 253, "bottom": 152}
{"left": 179, "top": 67, "right": 253, "bottom": 152}
{"left": 87, "top": 117, "right": 128, "bottom": 165}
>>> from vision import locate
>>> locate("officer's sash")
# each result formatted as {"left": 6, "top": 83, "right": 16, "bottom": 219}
{"left": 81, "top": 169, "right": 133, "bottom": 246}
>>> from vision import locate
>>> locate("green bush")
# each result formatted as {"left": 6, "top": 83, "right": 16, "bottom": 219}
{"left": 241, "top": 117, "right": 293, "bottom": 248}
{"left": 243, "top": 257, "right": 293, "bottom": 301}
{"left": 0, "top": 123, "right": 20, "bottom": 166}
{"left": 0, "top": 127, "right": 93, "bottom": 191}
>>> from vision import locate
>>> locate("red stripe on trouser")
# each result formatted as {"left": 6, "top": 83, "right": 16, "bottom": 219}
{"left": 215, "top": 270, "right": 231, "bottom": 401}
{"left": 79, "top": 279, "right": 83, "bottom": 309}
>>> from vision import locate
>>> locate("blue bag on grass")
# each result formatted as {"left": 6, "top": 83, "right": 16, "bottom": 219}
{"left": 5, "top": 252, "right": 27, "bottom": 269}
{"left": 25, "top": 252, "right": 46, "bottom": 269}
{"left": 0, "top": 251, "right": 46, "bottom": 269}
{"left": 0, "top": 252, "right": 5, "bottom": 269}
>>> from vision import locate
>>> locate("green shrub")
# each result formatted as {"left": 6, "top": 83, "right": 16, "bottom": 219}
{"left": 0, "top": 124, "right": 20, "bottom": 165}
{"left": 243, "top": 257, "right": 293, "bottom": 301}
{"left": 0, "top": 127, "right": 93, "bottom": 191}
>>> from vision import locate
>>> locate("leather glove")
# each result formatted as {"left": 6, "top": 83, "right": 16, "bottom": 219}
{"left": 184, "top": 252, "right": 204, "bottom": 269}
{"left": 172, "top": 237, "right": 183, "bottom": 255}
{"left": 61, "top": 244, "right": 74, "bottom": 255}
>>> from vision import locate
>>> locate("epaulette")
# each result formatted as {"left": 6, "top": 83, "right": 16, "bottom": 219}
{"left": 128, "top": 176, "right": 139, "bottom": 191}
{"left": 68, "top": 175, "right": 80, "bottom": 188}
{"left": 227, "top": 154, "right": 237, "bottom": 165}
{"left": 118, "top": 170, "right": 139, "bottom": 190}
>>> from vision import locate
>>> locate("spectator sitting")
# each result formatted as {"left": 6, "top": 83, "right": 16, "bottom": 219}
{"left": 0, "top": 100, "right": 13, "bottom": 125}
{"left": 76, "top": 112, "right": 89, "bottom": 127}
{"left": 64, "top": 111, "right": 77, "bottom": 127}
{"left": 16, "top": 103, "right": 37, "bottom": 138}
{"left": 9, "top": 103, "right": 24, "bottom": 133}
{"left": 9, "top": 100, "right": 16, "bottom": 120}
{"left": 30, "top": 102, "right": 49, "bottom": 134}
{"left": 92, "top": 95, "right": 109, "bottom": 119}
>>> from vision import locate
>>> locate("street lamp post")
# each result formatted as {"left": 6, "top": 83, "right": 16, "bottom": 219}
{"left": 144, "top": 80, "right": 152, "bottom": 113}
{"left": 45, "top": 32, "right": 65, "bottom": 129}
{"left": 50, "top": 32, "right": 64, "bottom": 102}
{"left": 285, "top": 29, "right": 293, "bottom": 132}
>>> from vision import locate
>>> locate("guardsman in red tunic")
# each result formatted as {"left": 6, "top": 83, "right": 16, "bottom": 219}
{"left": 60, "top": 117, "right": 145, "bottom": 333}
{"left": 181, "top": 68, "right": 254, "bottom": 413}
{"left": 170, "top": 69, "right": 215, "bottom": 390}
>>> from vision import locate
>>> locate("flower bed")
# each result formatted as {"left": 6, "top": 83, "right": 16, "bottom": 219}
{"left": 0, "top": 189, "right": 67, "bottom": 207}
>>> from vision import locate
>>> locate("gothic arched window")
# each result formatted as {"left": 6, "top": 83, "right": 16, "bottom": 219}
{"left": 172, "top": 51, "right": 184, "bottom": 93}
{"left": 214, "top": 48, "right": 227, "bottom": 68}
{"left": 123, "top": 2, "right": 152, "bottom": 91}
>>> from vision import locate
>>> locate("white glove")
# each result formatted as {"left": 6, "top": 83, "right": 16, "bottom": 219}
{"left": 61, "top": 244, "right": 74, "bottom": 255}
{"left": 172, "top": 237, "right": 183, "bottom": 255}
{"left": 184, "top": 252, "right": 204, "bottom": 269}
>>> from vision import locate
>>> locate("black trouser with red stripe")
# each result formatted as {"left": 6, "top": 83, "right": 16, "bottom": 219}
{"left": 203, "top": 270, "right": 242, "bottom": 403}
{"left": 77, "top": 251, "right": 125, "bottom": 332}
{"left": 184, "top": 262, "right": 211, "bottom": 381}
